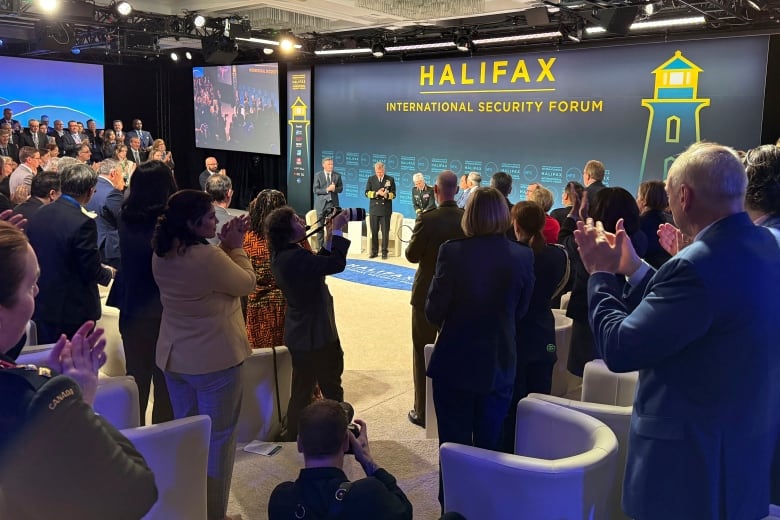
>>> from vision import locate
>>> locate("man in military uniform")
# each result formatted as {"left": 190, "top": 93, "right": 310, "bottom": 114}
{"left": 411, "top": 172, "right": 436, "bottom": 215}
{"left": 404, "top": 171, "right": 465, "bottom": 427}
{"left": 364, "top": 162, "right": 396, "bottom": 259}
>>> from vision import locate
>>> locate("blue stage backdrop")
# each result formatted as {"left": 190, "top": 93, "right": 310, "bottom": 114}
{"left": 0, "top": 56, "right": 104, "bottom": 128}
{"left": 313, "top": 36, "right": 768, "bottom": 218}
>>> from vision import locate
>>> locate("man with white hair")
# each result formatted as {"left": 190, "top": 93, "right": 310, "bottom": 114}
{"left": 574, "top": 142, "right": 780, "bottom": 519}
{"left": 411, "top": 172, "right": 435, "bottom": 215}
{"left": 86, "top": 159, "right": 125, "bottom": 268}
{"left": 456, "top": 171, "right": 481, "bottom": 209}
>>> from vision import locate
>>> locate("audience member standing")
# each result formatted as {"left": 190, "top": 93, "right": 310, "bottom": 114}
{"left": 365, "top": 161, "right": 396, "bottom": 259}
{"left": 744, "top": 144, "right": 780, "bottom": 230}
{"left": 127, "top": 137, "right": 148, "bottom": 165}
{"left": 200, "top": 157, "right": 224, "bottom": 190}
{"left": 9, "top": 146, "right": 40, "bottom": 204}
{"left": 456, "top": 172, "right": 481, "bottom": 209}
{"left": 85, "top": 159, "right": 125, "bottom": 269}
{"left": 152, "top": 190, "right": 254, "bottom": 520}
{"left": 268, "top": 207, "right": 351, "bottom": 441}
{"left": 27, "top": 163, "right": 115, "bottom": 344}
{"left": 13, "top": 171, "right": 60, "bottom": 221}
{"left": 425, "top": 187, "right": 534, "bottom": 506}
{"left": 501, "top": 201, "right": 568, "bottom": 452}
{"left": 110, "top": 161, "right": 177, "bottom": 425}
{"left": 637, "top": 180, "right": 674, "bottom": 269}
{"left": 126, "top": 119, "right": 153, "bottom": 149}
{"left": 205, "top": 174, "right": 234, "bottom": 245}
{"left": 244, "top": 189, "right": 296, "bottom": 349}
{"left": 527, "top": 183, "right": 561, "bottom": 244}
{"left": 575, "top": 142, "right": 780, "bottom": 519}
{"left": 313, "top": 157, "right": 343, "bottom": 248}
{"left": 404, "top": 170, "right": 465, "bottom": 428}
{"left": 583, "top": 159, "right": 607, "bottom": 208}
{"left": 551, "top": 181, "right": 583, "bottom": 227}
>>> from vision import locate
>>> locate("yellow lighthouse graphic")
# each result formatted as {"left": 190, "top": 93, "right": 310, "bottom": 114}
{"left": 639, "top": 50, "right": 710, "bottom": 183}
{"left": 288, "top": 96, "right": 311, "bottom": 181}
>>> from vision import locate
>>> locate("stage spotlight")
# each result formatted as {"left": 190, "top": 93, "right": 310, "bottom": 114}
{"left": 193, "top": 14, "right": 206, "bottom": 28}
{"left": 170, "top": 51, "right": 179, "bottom": 61}
{"left": 279, "top": 37, "right": 295, "bottom": 52}
{"left": 185, "top": 51, "right": 192, "bottom": 60}
{"left": 746, "top": 0, "right": 767, "bottom": 10}
{"left": 263, "top": 47, "right": 274, "bottom": 55}
{"left": 371, "top": 42, "right": 386, "bottom": 58}
{"left": 38, "top": 0, "right": 59, "bottom": 12}
{"left": 455, "top": 35, "right": 475, "bottom": 52}
{"left": 109, "top": 1, "right": 132, "bottom": 17}
{"left": 71, "top": 46, "right": 81, "bottom": 54}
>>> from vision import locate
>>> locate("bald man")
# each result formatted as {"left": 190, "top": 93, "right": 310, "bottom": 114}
{"left": 199, "top": 156, "right": 225, "bottom": 190}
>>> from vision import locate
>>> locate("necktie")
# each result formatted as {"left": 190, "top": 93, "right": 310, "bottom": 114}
{"left": 74, "top": 133, "right": 81, "bottom": 144}
{"left": 326, "top": 174, "right": 331, "bottom": 185}
{"left": 32, "top": 134, "right": 38, "bottom": 147}
{"left": 1, "top": 147, "right": 6, "bottom": 156}
{"left": 134, "top": 150, "right": 140, "bottom": 162}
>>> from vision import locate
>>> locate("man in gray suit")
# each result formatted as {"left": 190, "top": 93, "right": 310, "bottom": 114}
{"left": 312, "top": 157, "right": 343, "bottom": 248}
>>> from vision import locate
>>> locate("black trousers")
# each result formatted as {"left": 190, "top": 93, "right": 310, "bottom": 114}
{"left": 369, "top": 213, "right": 391, "bottom": 256}
{"left": 411, "top": 304, "right": 437, "bottom": 419}
{"left": 285, "top": 339, "right": 345, "bottom": 440}
{"left": 120, "top": 315, "right": 173, "bottom": 425}
{"left": 37, "top": 320, "right": 84, "bottom": 345}
{"left": 567, "top": 318, "right": 597, "bottom": 377}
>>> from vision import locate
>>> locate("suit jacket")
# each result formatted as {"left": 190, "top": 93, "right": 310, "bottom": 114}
{"left": 199, "top": 169, "right": 213, "bottom": 190}
{"left": 61, "top": 133, "right": 86, "bottom": 157}
{"left": 588, "top": 212, "right": 780, "bottom": 519}
{"left": 405, "top": 200, "right": 465, "bottom": 307}
{"left": 313, "top": 170, "right": 343, "bottom": 216}
{"left": 19, "top": 130, "right": 49, "bottom": 151}
{"left": 27, "top": 196, "right": 113, "bottom": 327}
{"left": 126, "top": 148, "right": 148, "bottom": 164}
{"left": 271, "top": 235, "right": 350, "bottom": 353}
{"left": 153, "top": 243, "right": 255, "bottom": 374}
{"left": 425, "top": 234, "right": 535, "bottom": 394}
{"left": 85, "top": 176, "right": 123, "bottom": 263}
{"left": 411, "top": 185, "right": 436, "bottom": 214}
{"left": 13, "top": 196, "right": 44, "bottom": 221}
{"left": 365, "top": 175, "right": 396, "bottom": 217}
{"left": 550, "top": 206, "right": 571, "bottom": 227}
{"left": 585, "top": 180, "right": 605, "bottom": 209}
{"left": 9, "top": 164, "right": 34, "bottom": 198}
{"left": 125, "top": 130, "right": 153, "bottom": 149}
{"left": 639, "top": 209, "right": 674, "bottom": 269}
{"left": 0, "top": 142, "right": 19, "bottom": 163}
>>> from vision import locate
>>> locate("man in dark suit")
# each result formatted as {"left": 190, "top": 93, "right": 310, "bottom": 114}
{"left": 19, "top": 119, "right": 49, "bottom": 152}
{"left": 198, "top": 156, "right": 224, "bottom": 190}
{"left": 49, "top": 120, "right": 66, "bottom": 152}
{"left": 583, "top": 159, "right": 606, "bottom": 209}
{"left": 0, "top": 129, "right": 19, "bottom": 163}
{"left": 26, "top": 163, "right": 115, "bottom": 344}
{"left": 61, "top": 120, "right": 86, "bottom": 157}
{"left": 575, "top": 142, "right": 780, "bottom": 519}
{"left": 268, "top": 207, "right": 351, "bottom": 441}
{"left": 404, "top": 170, "right": 465, "bottom": 427}
{"left": 312, "top": 157, "right": 343, "bottom": 247}
{"left": 364, "top": 161, "right": 396, "bottom": 259}
{"left": 126, "top": 137, "right": 148, "bottom": 164}
{"left": 85, "top": 159, "right": 125, "bottom": 269}
{"left": 125, "top": 119, "right": 153, "bottom": 150}
{"left": 13, "top": 171, "right": 60, "bottom": 221}
{"left": 1, "top": 108, "right": 19, "bottom": 132}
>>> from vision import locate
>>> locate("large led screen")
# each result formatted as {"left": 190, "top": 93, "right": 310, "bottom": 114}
{"left": 313, "top": 37, "right": 768, "bottom": 218}
{"left": 0, "top": 56, "right": 104, "bottom": 128}
{"left": 193, "top": 63, "right": 281, "bottom": 155}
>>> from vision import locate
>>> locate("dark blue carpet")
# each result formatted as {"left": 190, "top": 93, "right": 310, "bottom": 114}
{"left": 332, "top": 259, "right": 414, "bottom": 291}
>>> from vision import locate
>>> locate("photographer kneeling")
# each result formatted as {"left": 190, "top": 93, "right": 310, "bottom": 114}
{"left": 268, "top": 399, "right": 413, "bottom": 519}
{"left": 267, "top": 206, "right": 350, "bottom": 441}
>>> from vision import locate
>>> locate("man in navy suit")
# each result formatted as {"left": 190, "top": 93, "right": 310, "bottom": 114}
{"left": 125, "top": 119, "right": 153, "bottom": 150}
{"left": 575, "top": 142, "right": 780, "bottom": 519}
{"left": 27, "top": 163, "right": 115, "bottom": 344}
{"left": 19, "top": 119, "right": 49, "bottom": 152}
{"left": 85, "top": 159, "right": 125, "bottom": 269}
{"left": 126, "top": 137, "right": 148, "bottom": 164}
{"left": 312, "top": 157, "right": 343, "bottom": 248}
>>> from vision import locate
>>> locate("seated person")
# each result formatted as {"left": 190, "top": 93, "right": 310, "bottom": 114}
{"left": 268, "top": 399, "right": 413, "bottom": 520}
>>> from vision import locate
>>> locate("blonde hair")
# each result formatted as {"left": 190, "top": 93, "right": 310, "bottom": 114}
{"left": 528, "top": 184, "right": 554, "bottom": 212}
{"left": 462, "top": 187, "right": 510, "bottom": 237}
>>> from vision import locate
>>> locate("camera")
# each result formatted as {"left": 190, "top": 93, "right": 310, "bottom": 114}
{"left": 340, "top": 402, "right": 361, "bottom": 454}
{"left": 325, "top": 206, "right": 366, "bottom": 222}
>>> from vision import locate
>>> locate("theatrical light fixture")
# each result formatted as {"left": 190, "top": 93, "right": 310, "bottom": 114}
{"left": 371, "top": 42, "right": 386, "bottom": 58}
{"left": 585, "top": 15, "right": 706, "bottom": 34}
{"left": 193, "top": 15, "right": 206, "bottom": 28}
{"left": 112, "top": 1, "right": 132, "bottom": 16}
{"left": 746, "top": 0, "right": 768, "bottom": 10}
{"left": 170, "top": 51, "right": 179, "bottom": 61}
{"left": 185, "top": 51, "right": 192, "bottom": 60}
{"left": 70, "top": 46, "right": 80, "bottom": 54}
{"left": 263, "top": 48, "right": 274, "bottom": 55}
{"left": 314, "top": 47, "right": 371, "bottom": 56}
{"left": 455, "top": 35, "right": 474, "bottom": 52}
{"left": 37, "top": 0, "right": 59, "bottom": 12}
{"left": 279, "top": 36, "right": 297, "bottom": 53}
{"left": 385, "top": 41, "right": 456, "bottom": 52}
{"left": 236, "top": 37, "right": 302, "bottom": 49}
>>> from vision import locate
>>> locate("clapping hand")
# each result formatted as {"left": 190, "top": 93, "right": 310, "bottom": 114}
{"left": 567, "top": 188, "right": 588, "bottom": 222}
{"left": 218, "top": 214, "right": 250, "bottom": 249}
{"left": 47, "top": 321, "right": 107, "bottom": 405}
{"left": 0, "top": 209, "right": 26, "bottom": 230}
{"left": 657, "top": 222, "right": 690, "bottom": 256}
{"left": 574, "top": 218, "right": 642, "bottom": 275}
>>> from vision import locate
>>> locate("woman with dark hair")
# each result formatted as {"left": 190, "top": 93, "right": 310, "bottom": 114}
{"left": 425, "top": 187, "right": 535, "bottom": 505}
{"left": 152, "top": 189, "right": 254, "bottom": 520}
{"left": 112, "top": 143, "right": 135, "bottom": 184}
{"left": 101, "top": 129, "right": 117, "bottom": 160}
{"left": 243, "top": 189, "right": 297, "bottom": 349}
{"left": 744, "top": 144, "right": 780, "bottom": 230}
{"left": 559, "top": 186, "right": 647, "bottom": 377}
{"left": 637, "top": 179, "right": 674, "bottom": 268}
{"left": 0, "top": 219, "right": 158, "bottom": 519}
{"left": 109, "top": 160, "right": 178, "bottom": 425}
{"left": 501, "top": 200, "right": 569, "bottom": 452}
{"left": 551, "top": 181, "right": 584, "bottom": 227}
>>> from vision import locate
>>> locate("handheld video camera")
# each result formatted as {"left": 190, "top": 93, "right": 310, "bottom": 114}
{"left": 325, "top": 206, "right": 366, "bottom": 222}
{"left": 340, "top": 402, "right": 361, "bottom": 454}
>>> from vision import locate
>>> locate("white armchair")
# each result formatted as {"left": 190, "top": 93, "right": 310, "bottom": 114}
{"left": 96, "top": 303, "right": 126, "bottom": 377}
{"left": 94, "top": 375, "right": 141, "bottom": 430}
{"left": 121, "top": 415, "right": 211, "bottom": 520}
{"left": 529, "top": 360, "right": 638, "bottom": 519}
{"left": 551, "top": 309, "right": 575, "bottom": 397}
{"left": 365, "top": 211, "right": 404, "bottom": 257}
{"left": 440, "top": 397, "right": 618, "bottom": 520}
{"left": 236, "top": 346, "right": 292, "bottom": 443}
{"left": 305, "top": 209, "right": 320, "bottom": 251}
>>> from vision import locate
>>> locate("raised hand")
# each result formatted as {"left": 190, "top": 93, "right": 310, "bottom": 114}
{"left": 657, "top": 222, "right": 690, "bottom": 256}
{"left": 574, "top": 218, "right": 641, "bottom": 275}
{"left": 0, "top": 209, "right": 26, "bottom": 230}
{"left": 218, "top": 214, "right": 249, "bottom": 249}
